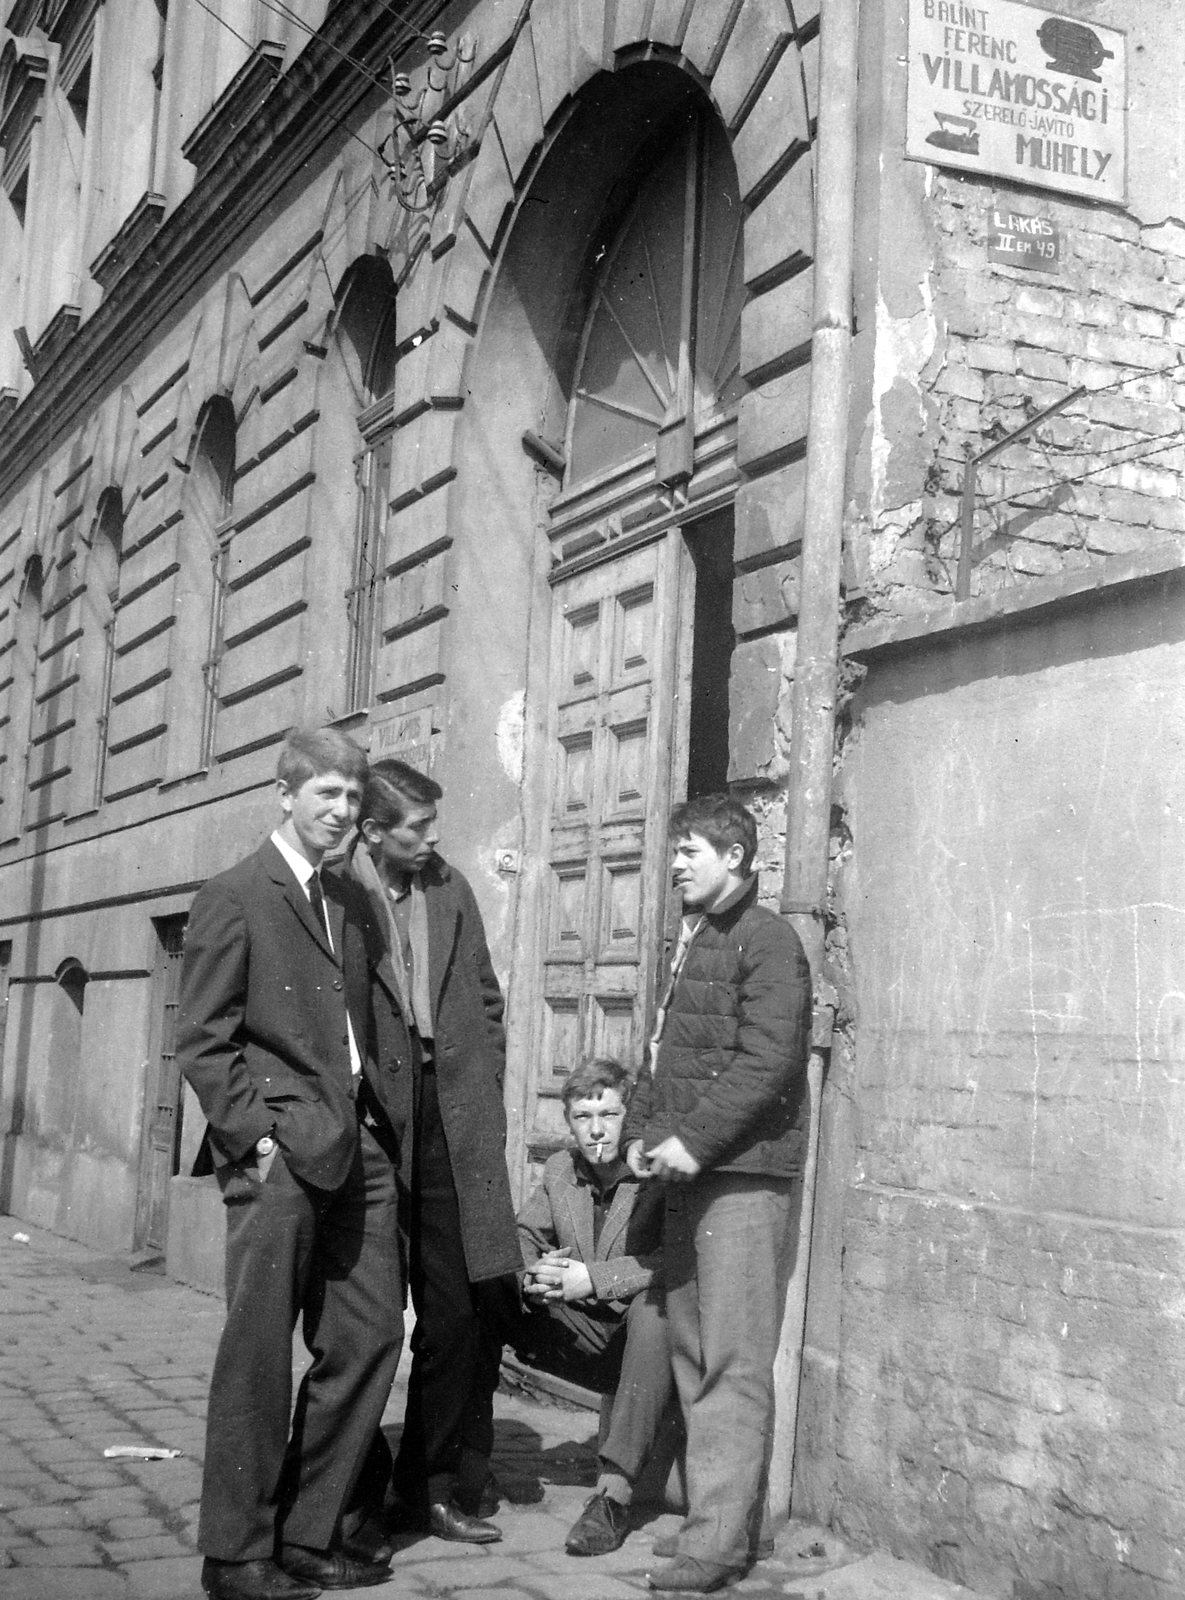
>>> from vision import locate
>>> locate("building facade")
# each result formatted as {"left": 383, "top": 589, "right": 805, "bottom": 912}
{"left": 0, "top": 1, "right": 1180, "bottom": 1596}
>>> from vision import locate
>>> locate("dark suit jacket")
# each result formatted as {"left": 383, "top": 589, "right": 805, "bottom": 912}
{"left": 179, "top": 838, "right": 410, "bottom": 1191}
{"left": 345, "top": 840, "right": 521, "bottom": 1281}
{"left": 517, "top": 1149, "right": 664, "bottom": 1317}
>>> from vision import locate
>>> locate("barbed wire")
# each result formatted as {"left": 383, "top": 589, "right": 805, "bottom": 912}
{"left": 972, "top": 429, "right": 1184, "bottom": 516}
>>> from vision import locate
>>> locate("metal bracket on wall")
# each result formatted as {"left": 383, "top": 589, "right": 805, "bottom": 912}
{"left": 955, "top": 384, "right": 1086, "bottom": 600}
{"left": 379, "top": 31, "right": 477, "bottom": 214}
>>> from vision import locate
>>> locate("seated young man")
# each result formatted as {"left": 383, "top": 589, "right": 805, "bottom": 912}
{"left": 508, "top": 1058, "right": 672, "bottom": 1557}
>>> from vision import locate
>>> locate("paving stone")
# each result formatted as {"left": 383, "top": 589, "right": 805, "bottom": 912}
{"left": 0, "top": 1571, "right": 129, "bottom": 1598}
{"left": 459, "top": 1591, "right": 536, "bottom": 1600}
{"left": 124, "top": 1556, "right": 203, "bottom": 1598}
{"left": 54, "top": 1468, "right": 130, "bottom": 1490}
{"left": 8, "top": 1546, "right": 107, "bottom": 1567}
{"left": 101, "top": 1535, "right": 193, "bottom": 1562}
{"left": 69, "top": 1490, "right": 151, "bottom": 1521}
{"left": 132, "top": 1474, "right": 201, "bottom": 1509}
{"left": 8, "top": 1505, "right": 81, "bottom": 1532}
{"left": 0, "top": 1229, "right": 989, "bottom": 1600}
{"left": 491, "top": 1510, "right": 572, "bottom": 1551}
{"left": 0, "top": 1464, "right": 43, "bottom": 1484}
{"left": 105, "top": 1516, "right": 169, "bottom": 1539}
{"left": 30, "top": 1529, "right": 101, "bottom": 1548}
{"left": 530, "top": 1574, "right": 646, "bottom": 1599}
{"left": 396, "top": 1553, "right": 526, "bottom": 1587}
{"left": 27, "top": 1473, "right": 94, "bottom": 1499}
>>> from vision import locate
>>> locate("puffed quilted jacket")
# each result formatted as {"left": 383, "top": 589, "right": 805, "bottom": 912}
{"left": 624, "top": 877, "right": 813, "bottom": 1179}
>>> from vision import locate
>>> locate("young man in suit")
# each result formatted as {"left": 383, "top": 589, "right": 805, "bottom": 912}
{"left": 509, "top": 1057, "right": 671, "bottom": 1558}
{"left": 624, "top": 795, "right": 812, "bottom": 1595}
{"left": 179, "top": 728, "right": 406, "bottom": 1600}
{"left": 345, "top": 759, "right": 521, "bottom": 1543}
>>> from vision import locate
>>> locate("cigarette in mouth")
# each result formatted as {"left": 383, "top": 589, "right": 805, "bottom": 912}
{"left": 595, "top": 1140, "right": 604, "bottom": 1159}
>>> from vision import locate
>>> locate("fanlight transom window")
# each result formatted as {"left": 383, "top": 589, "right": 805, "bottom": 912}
{"left": 566, "top": 112, "right": 744, "bottom": 491}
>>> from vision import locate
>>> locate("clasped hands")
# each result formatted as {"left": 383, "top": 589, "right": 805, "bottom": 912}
{"left": 523, "top": 1248, "right": 594, "bottom": 1303}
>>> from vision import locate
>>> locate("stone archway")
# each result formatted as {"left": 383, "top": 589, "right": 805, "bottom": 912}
{"left": 362, "top": 2, "right": 820, "bottom": 1188}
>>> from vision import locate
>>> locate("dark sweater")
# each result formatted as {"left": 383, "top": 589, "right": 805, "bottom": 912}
{"left": 625, "top": 879, "right": 812, "bottom": 1178}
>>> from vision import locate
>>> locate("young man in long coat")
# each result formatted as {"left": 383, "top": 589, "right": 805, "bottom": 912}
{"left": 345, "top": 757, "right": 521, "bottom": 1543}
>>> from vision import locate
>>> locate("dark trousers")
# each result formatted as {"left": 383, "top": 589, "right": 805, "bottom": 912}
{"left": 502, "top": 1285, "right": 673, "bottom": 1484}
{"left": 198, "top": 1125, "right": 403, "bottom": 1562}
{"left": 392, "top": 1070, "right": 494, "bottom": 1505}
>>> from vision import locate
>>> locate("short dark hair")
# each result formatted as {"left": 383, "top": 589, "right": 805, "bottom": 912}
{"left": 360, "top": 757, "right": 443, "bottom": 829}
{"left": 668, "top": 793, "right": 758, "bottom": 875}
{"left": 560, "top": 1057, "right": 633, "bottom": 1110}
{"left": 277, "top": 727, "right": 368, "bottom": 789}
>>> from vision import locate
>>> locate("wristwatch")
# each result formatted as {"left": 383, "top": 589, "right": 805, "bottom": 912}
{"left": 255, "top": 1134, "right": 276, "bottom": 1157}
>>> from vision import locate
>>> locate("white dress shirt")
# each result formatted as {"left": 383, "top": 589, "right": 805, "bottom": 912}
{"left": 271, "top": 830, "right": 362, "bottom": 1080}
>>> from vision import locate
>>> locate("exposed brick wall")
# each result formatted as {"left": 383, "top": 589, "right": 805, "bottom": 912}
{"left": 837, "top": 1186, "right": 1185, "bottom": 1600}
{"left": 824, "top": 581, "right": 1185, "bottom": 1595}
{"left": 857, "top": 177, "right": 1185, "bottom": 616}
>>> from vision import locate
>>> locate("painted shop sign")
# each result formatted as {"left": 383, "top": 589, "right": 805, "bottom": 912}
{"left": 371, "top": 706, "right": 434, "bottom": 773}
{"left": 906, "top": 0, "right": 1126, "bottom": 204}
{"left": 988, "top": 207, "right": 1059, "bottom": 268}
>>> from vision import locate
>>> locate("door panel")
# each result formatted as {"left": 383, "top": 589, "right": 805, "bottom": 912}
{"left": 529, "top": 537, "right": 685, "bottom": 1149}
{"left": 135, "top": 914, "right": 187, "bottom": 1254}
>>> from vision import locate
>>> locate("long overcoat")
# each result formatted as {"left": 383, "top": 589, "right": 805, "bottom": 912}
{"left": 345, "top": 839, "right": 521, "bottom": 1282}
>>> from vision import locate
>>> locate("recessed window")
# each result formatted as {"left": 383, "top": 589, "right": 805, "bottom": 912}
{"left": 8, "top": 169, "right": 27, "bottom": 231}
{"left": 66, "top": 59, "right": 91, "bottom": 136}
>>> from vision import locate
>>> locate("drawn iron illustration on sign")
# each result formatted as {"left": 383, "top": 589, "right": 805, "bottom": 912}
{"left": 906, "top": 0, "right": 1127, "bottom": 205}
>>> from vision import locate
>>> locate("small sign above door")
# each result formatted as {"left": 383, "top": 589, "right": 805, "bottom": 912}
{"left": 371, "top": 706, "right": 434, "bottom": 775}
{"left": 988, "top": 207, "right": 1060, "bottom": 269}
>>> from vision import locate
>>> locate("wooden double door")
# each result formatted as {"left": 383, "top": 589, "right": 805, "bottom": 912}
{"left": 522, "top": 516, "right": 732, "bottom": 1159}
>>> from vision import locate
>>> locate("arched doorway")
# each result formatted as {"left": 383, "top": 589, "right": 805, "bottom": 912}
{"left": 523, "top": 102, "right": 744, "bottom": 1161}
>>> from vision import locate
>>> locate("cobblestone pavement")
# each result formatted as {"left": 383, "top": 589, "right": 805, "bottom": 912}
{"left": 0, "top": 1222, "right": 993, "bottom": 1600}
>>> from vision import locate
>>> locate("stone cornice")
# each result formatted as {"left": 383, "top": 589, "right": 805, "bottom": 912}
{"left": 842, "top": 539, "right": 1185, "bottom": 660}
{"left": 181, "top": 39, "right": 286, "bottom": 178}
{"left": 89, "top": 191, "right": 166, "bottom": 292}
{"left": 4, "top": 1, "right": 43, "bottom": 37}
{"left": 0, "top": 32, "right": 50, "bottom": 154}
{"left": 0, "top": 0, "right": 460, "bottom": 503}
{"left": 44, "top": 0, "right": 99, "bottom": 47}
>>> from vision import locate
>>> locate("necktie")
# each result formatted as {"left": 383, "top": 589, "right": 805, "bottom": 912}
{"left": 307, "top": 870, "right": 329, "bottom": 941}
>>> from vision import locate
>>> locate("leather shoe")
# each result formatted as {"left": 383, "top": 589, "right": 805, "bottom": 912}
{"left": 200, "top": 1558, "right": 320, "bottom": 1600}
{"left": 427, "top": 1499, "right": 502, "bottom": 1543}
{"left": 278, "top": 1545, "right": 391, "bottom": 1589}
{"left": 565, "top": 1490, "right": 631, "bottom": 1556}
{"left": 647, "top": 1555, "right": 744, "bottom": 1592}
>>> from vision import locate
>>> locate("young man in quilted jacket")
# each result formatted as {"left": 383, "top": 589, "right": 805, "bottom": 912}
{"left": 624, "top": 795, "right": 812, "bottom": 1595}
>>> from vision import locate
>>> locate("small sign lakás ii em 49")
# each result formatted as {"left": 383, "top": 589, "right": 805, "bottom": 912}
{"left": 988, "top": 208, "right": 1059, "bottom": 269}
{"left": 905, "top": 0, "right": 1126, "bottom": 204}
